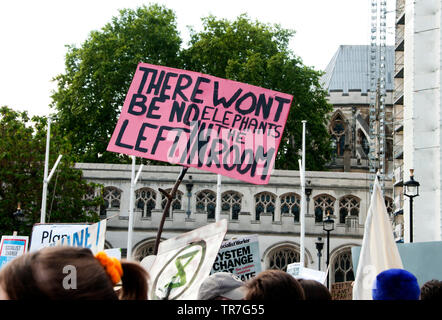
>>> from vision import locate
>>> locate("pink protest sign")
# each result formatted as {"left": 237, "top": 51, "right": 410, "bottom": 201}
{"left": 107, "top": 63, "right": 293, "bottom": 185}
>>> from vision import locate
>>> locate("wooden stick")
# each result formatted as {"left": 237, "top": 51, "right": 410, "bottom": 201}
{"left": 153, "top": 166, "right": 189, "bottom": 255}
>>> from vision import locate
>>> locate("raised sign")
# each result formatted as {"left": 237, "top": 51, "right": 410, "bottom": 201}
{"left": 107, "top": 63, "right": 293, "bottom": 185}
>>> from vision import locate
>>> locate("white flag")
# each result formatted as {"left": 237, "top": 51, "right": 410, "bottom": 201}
{"left": 352, "top": 175, "right": 403, "bottom": 300}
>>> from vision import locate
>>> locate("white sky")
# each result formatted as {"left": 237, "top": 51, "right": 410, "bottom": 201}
{"left": 0, "top": 0, "right": 395, "bottom": 117}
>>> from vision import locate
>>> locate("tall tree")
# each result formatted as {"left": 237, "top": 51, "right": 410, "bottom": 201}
{"left": 51, "top": 4, "right": 182, "bottom": 164}
{"left": 0, "top": 106, "right": 102, "bottom": 236}
{"left": 181, "top": 15, "right": 333, "bottom": 170}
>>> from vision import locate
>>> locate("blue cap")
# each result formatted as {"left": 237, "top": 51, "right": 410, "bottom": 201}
{"left": 372, "top": 269, "right": 420, "bottom": 300}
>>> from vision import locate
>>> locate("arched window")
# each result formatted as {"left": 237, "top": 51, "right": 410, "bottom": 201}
{"left": 314, "top": 194, "right": 335, "bottom": 223}
{"left": 255, "top": 192, "right": 276, "bottom": 221}
{"left": 332, "top": 249, "right": 355, "bottom": 284}
{"left": 100, "top": 187, "right": 122, "bottom": 216}
{"left": 384, "top": 196, "right": 394, "bottom": 215}
{"left": 135, "top": 188, "right": 156, "bottom": 218}
{"left": 83, "top": 186, "right": 99, "bottom": 216}
{"left": 161, "top": 189, "right": 183, "bottom": 217}
{"left": 330, "top": 112, "right": 347, "bottom": 157}
{"left": 266, "top": 245, "right": 300, "bottom": 271}
{"left": 339, "top": 195, "right": 360, "bottom": 224}
{"left": 133, "top": 239, "right": 157, "bottom": 261}
{"left": 280, "top": 193, "right": 301, "bottom": 222}
{"left": 222, "top": 191, "right": 242, "bottom": 220}
{"left": 196, "top": 190, "right": 216, "bottom": 219}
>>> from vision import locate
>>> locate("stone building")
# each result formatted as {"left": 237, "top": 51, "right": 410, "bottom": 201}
{"left": 76, "top": 44, "right": 396, "bottom": 287}
{"left": 78, "top": 163, "right": 393, "bottom": 286}
{"left": 321, "top": 45, "right": 395, "bottom": 175}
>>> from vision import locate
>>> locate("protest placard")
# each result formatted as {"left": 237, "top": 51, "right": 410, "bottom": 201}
{"left": 107, "top": 63, "right": 293, "bottom": 185}
{"left": 0, "top": 235, "right": 28, "bottom": 270}
{"left": 148, "top": 219, "right": 228, "bottom": 300}
{"left": 29, "top": 223, "right": 91, "bottom": 252}
{"left": 287, "top": 262, "right": 328, "bottom": 284}
{"left": 52, "top": 219, "right": 107, "bottom": 254}
{"left": 331, "top": 281, "right": 353, "bottom": 300}
{"left": 211, "top": 234, "right": 261, "bottom": 281}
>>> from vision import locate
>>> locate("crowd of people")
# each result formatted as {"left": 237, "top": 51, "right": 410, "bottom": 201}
{"left": 0, "top": 246, "right": 440, "bottom": 300}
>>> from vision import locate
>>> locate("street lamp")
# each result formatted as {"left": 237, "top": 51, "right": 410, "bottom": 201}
{"left": 323, "top": 213, "right": 334, "bottom": 288}
{"left": 403, "top": 169, "right": 420, "bottom": 243}
{"left": 315, "top": 237, "right": 324, "bottom": 271}
{"left": 185, "top": 175, "right": 194, "bottom": 218}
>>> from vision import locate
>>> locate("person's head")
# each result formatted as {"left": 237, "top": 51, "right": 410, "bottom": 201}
{"left": 244, "top": 270, "right": 305, "bottom": 300}
{"left": 420, "top": 279, "right": 442, "bottom": 300}
{"left": 197, "top": 272, "right": 245, "bottom": 300}
{"left": 298, "top": 279, "right": 331, "bottom": 300}
{"left": 0, "top": 246, "right": 149, "bottom": 300}
{"left": 372, "top": 268, "right": 420, "bottom": 300}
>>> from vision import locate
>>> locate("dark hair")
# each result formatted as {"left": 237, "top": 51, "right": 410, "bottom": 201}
{"left": 420, "top": 280, "right": 442, "bottom": 300}
{"left": 0, "top": 246, "right": 149, "bottom": 300}
{"left": 297, "top": 279, "right": 331, "bottom": 300}
{"left": 244, "top": 270, "right": 305, "bottom": 300}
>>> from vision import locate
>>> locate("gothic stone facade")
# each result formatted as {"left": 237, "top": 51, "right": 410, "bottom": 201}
{"left": 78, "top": 163, "right": 393, "bottom": 285}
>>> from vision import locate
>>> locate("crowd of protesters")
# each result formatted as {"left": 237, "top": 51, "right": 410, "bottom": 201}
{"left": 0, "top": 246, "right": 440, "bottom": 300}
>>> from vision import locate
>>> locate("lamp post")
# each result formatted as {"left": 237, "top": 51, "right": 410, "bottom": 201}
{"left": 323, "top": 213, "right": 334, "bottom": 288}
{"left": 315, "top": 237, "right": 324, "bottom": 271}
{"left": 185, "top": 175, "right": 193, "bottom": 218}
{"left": 403, "top": 169, "right": 420, "bottom": 243}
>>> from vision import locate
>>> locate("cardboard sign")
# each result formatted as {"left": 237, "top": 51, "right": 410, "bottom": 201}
{"left": 148, "top": 219, "right": 228, "bottom": 300}
{"left": 30, "top": 223, "right": 91, "bottom": 252}
{"left": 107, "top": 63, "right": 293, "bottom": 185}
{"left": 52, "top": 219, "right": 107, "bottom": 255}
{"left": 287, "top": 262, "right": 328, "bottom": 284}
{"left": 0, "top": 235, "right": 28, "bottom": 270}
{"left": 331, "top": 281, "right": 353, "bottom": 300}
{"left": 211, "top": 234, "right": 261, "bottom": 281}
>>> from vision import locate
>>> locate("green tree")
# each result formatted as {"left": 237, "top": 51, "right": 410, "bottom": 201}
{"left": 0, "top": 106, "right": 102, "bottom": 236}
{"left": 51, "top": 4, "right": 182, "bottom": 164}
{"left": 181, "top": 15, "right": 333, "bottom": 170}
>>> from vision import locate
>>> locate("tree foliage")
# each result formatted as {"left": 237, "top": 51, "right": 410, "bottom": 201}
{"left": 0, "top": 106, "right": 102, "bottom": 236}
{"left": 181, "top": 15, "right": 333, "bottom": 170}
{"left": 51, "top": 4, "right": 182, "bottom": 164}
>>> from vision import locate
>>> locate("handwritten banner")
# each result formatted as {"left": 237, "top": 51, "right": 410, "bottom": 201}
{"left": 30, "top": 223, "right": 91, "bottom": 252}
{"left": 107, "top": 63, "right": 293, "bottom": 185}
{"left": 52, "top": 220, "right": 107, "bottom": 255}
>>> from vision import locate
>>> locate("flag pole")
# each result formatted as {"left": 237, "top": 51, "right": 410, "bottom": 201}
{"left": 300, "top": 120, "right": 307, "bottom": 267}
{"left": 126, "top": 156, "right": 143, "bottom": 260}
{"left": 215, "top": 174, "right": 222, "bottom": 222}
{"left": 40, "top": 118, "right": 63, "bottom": 224}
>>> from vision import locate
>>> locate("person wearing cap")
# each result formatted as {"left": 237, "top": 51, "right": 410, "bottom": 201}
{"left": 197, "top": 272, "right": 246, "bottom": 300}
{"left": 372, "top": 268, "right": 420, "bottom": 300}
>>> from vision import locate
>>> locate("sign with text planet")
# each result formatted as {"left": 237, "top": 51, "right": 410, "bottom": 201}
{"left": 107, "top": 63, "right": 293, "bottom": 185}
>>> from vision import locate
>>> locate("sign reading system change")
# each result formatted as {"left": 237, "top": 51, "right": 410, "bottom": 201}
{"left": 107, "top": 63, "right": 293, "bottom": 185}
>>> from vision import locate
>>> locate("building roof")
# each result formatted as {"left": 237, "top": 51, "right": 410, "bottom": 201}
{"left": 320, "top": 45, "right": 395, "bottom": 94}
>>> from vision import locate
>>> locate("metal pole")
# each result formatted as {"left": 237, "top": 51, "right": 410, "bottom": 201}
{"left": 40, "top": 118, "right": 51, "bottom": 224}
{"left": 318, "top": 252, "right": 322, "bottom": 271}
{"left": 215, "top": 174, "right": 222, "bottom": 222}
{"left": 326, "top": 230, "right": 330, "bottom": 288}
{"left": 410, "top": 197, "right": 413, "bottom": 243}
{"left": 126, "top": 156, "right": 137, "bottom": 260}
{"left": 126, "top": 157, "right": 143, "bottom": 260}
{"left": 300, "top": 120, "right": 306, "bottom": 267}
